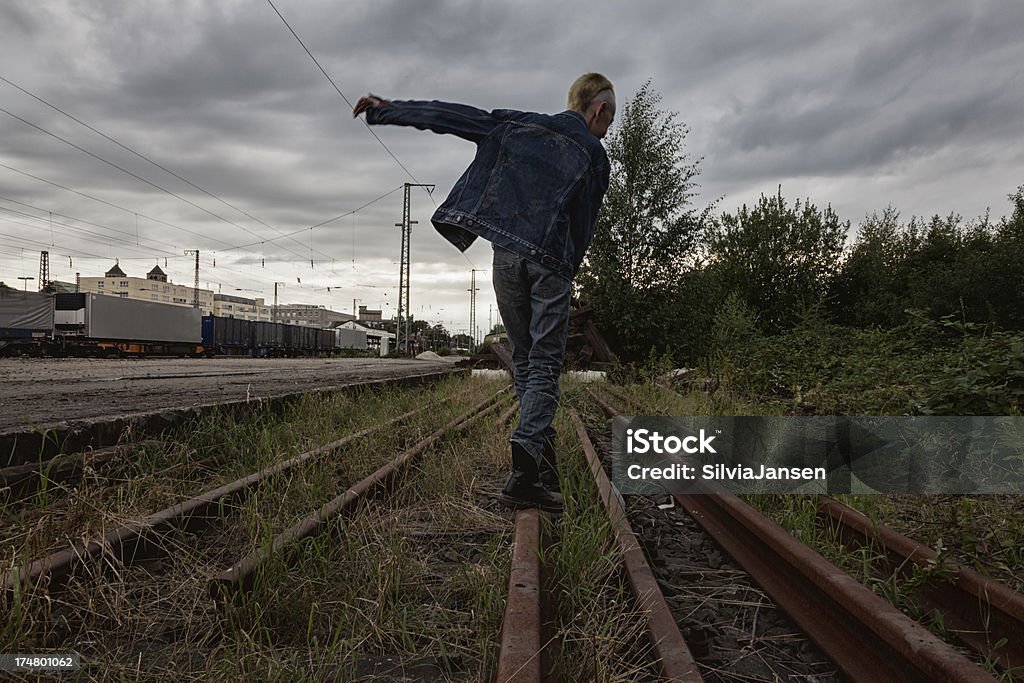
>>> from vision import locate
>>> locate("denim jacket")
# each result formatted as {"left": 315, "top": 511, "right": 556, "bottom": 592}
{"left": 367, "top": 100, "right": 609, "bottom": 280}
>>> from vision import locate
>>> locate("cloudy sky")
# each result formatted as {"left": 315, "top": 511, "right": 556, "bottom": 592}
{"left": 1, "top": 0, "right": 1021, "bottom": 334}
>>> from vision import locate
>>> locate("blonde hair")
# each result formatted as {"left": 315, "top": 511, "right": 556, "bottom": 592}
{"left": 567, "top": 73, "right": 614, "bottom": 113}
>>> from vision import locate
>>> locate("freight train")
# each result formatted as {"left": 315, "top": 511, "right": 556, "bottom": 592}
{"left": 0, "top": 289, "right": 365, "bottom": 357}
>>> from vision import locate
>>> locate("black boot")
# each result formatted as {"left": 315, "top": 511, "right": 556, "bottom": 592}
{"left": 539, "top": 438, "right": 560, "bottom": 492}
{"left": 501, "top": 442, "right": 563, "bottom": 512}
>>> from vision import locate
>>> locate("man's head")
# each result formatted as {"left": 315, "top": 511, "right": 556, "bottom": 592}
{"left": 568, "top": 73, "right": 615, "bottom": 139}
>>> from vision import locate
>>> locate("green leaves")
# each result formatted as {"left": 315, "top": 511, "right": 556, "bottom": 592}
{"left": 577, "top": 80, "right": 709, "bottom": 362}
{"left": 706, "top": 188, "right": 848, "bottom": 333}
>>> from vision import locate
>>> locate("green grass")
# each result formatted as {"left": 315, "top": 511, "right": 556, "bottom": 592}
{"left": 543, "top": 389, "right": 662, "bottom": 682}
{"left": 1, "top": 376, "right": 513, "bottom": 681}
{"left": 586, "top": 378, "right": 1024, "bottom": 680}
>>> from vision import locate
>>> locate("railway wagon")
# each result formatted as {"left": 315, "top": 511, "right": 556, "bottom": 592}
{"left": 252, "top": 320, "right": 284, "bottom": 356}
{"left": 201, "top": 315, "right": 254, "bottom": 355}
{"left": 316, "top": 327, "right": 335, "bottom": 352}
{"left": 334, "top": 327, "right": 366, "bottom": 350}
{"left": 0, "top": 288, "right": 53, "bottom": 356}
{"left": 2, "top": 290, "right": 368, "bottom": 357}
{"left": 55, "top": 293, "right": 203, "bottom": 356}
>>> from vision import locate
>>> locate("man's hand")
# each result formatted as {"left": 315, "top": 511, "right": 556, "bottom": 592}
{"left": 353, "top": 94, "right": 390, "bottom": 118}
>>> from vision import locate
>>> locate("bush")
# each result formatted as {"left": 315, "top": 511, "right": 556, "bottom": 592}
{"left": 704, "top": 309, "right": 1024, "bottom": 416}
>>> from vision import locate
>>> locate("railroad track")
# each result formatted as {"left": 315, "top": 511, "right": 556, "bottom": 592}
{"left": 583, "top": 386, "right": 1024, "bottom": 681}
{"left": 0, "top": 371, "right": 471, "bottom": 553}
{"left": 3, "top": 379, "right": 513, "bottom": 677}
{"left": 0, "top": 372, "right": 462, "bottom": 509}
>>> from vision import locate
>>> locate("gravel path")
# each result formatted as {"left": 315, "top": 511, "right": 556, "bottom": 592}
{"left": 0, "top": 356, "right": 458, "bottom": 433}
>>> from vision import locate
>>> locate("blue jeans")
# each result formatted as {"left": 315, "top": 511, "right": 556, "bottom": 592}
{"left": 492, "top": 246, "right": 572, "bottom": 465}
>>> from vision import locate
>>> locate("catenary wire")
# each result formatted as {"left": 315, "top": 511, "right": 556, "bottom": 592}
{"left": 265, "top": 0, "right": 425, "bottom": 188}
{"left": 0, "top": 105, "right": 312, "bottom": 261}
{"left": 0, "top": 75, "right": 345, "bottom": 263}
{"left": 0, "top": 195, "right": 184, "bottom": 255}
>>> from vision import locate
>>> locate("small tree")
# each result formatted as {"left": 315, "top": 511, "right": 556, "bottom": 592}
{"left": 707, "top": 188, "right": 848, "bottom": 333}
{"left": 577, "top": 79, "right": 709, "bottom": 361}
{"left": 829, "top": 207, "right": 920, "bottom": 327}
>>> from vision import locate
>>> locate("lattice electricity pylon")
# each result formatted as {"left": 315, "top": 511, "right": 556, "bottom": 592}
{"left": 395, "top": 182, "right": 434, "bottom": 354}
{"left": 468, "top": 269, "right": 479, "bottom": 353}
{"left": 38, "top": 250, "right": 50, "bottom": 291}
{"left": 184, "top": 249, "right": 200, "bottom": 308}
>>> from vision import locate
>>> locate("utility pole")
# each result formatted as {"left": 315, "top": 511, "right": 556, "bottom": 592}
{"left": 395, "top": 182, "right": 434, "bottom": 354}
{"left": 468, "top": 269, "right": 479, "bottom": 353}
{"left": 184, "top": 249, "right": 200, "bottom": 308}
{"left": 17, "top": 276, "right": 34, "bottom": 291}
{"left": 38, "top": 251, "right": 50, "bottom": 292}
{"left": 273, "top": 282, "right": 285, "bottom": 323}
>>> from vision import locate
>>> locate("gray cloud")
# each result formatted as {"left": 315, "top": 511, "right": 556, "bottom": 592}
{"left": 2, "top": 0, "right": 1023, "bottom": 329}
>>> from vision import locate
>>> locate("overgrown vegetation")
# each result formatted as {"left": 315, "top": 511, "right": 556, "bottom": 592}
{"left": 1, "top": 376, "right": 512, "bottom": 681}
{"left": 578, "top": 80, "right": 1024, "bottom": 416}
{"left": 598, "top": 378, "right": 1024, "bottom": 680}
{"left": 547, "top": 393, "right": 662, "bottom": 681}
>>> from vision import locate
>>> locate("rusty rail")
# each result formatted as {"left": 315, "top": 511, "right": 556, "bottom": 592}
{"left": 210, "top": 386, "right": 511, "bottom": 599}
{"left": 596, "top": 384, "right": 647, "bottom": 414}
{"left": 819, "top": 495, "right": 1024, "bottom": 675}
{"left": 494, "top": 400, "right": 556, "bottom": 683}
{"left": 497, "top": 400, "right": 520, "bottom": 429}
{"left": 570, "top": 408, "right": 703, "bottom": 682}
{"left": 3, "top": 370, "right": 463, "bottom": 503}
{"left": 1, "top": 443, "right": 125, "bottom": 502}
{"left": 6, "top": 402, "right": 438, "bottom": 596}
{"left": 494, "top": 507, "right": 547, "bottom": 683}
{"left": 590, "top": 393, "right": 997, "bottom": 683}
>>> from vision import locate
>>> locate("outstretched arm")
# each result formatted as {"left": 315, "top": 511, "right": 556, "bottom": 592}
{"left": 352, "top": 94, "right": 504, "bottom": 144}
{"left": 352, "top": 94, "right": 389, "bottom": 117}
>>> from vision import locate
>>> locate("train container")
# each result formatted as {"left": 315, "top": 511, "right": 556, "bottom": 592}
{"left": 0, "top": 289, "right": 53, "bottom": 355}
{"left": 333, "top": 327, "right": 366, "bottom": 350}
{"left": 55, "top": 294, "right": 202, "bottom": 356}
{"left": 202, "top": 316, "right": 254, "bottom": 354}
{"left": 84, "top": 294, "right": 202, "bottom": 343}
{"left": 252, "top": 321, "right": 283, "bottom": 356}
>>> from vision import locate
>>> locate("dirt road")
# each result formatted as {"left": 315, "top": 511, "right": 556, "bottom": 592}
{"left": 0, "top": 356, "right": 458, "bottom": 433}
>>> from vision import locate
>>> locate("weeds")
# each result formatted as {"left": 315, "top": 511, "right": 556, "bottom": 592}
{"left": 545, "top": 403, "right": 661, "bottom": 682}
{"left": 1, "top": 375, "right": 512, "bottom": 681}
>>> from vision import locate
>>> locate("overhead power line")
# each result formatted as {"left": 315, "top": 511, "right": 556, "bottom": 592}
{"left": 265, "top": 0, "right": 425, "bottom": 188}
{"left": 0, "top": 194, "right": 183, "bottom": 255}
{"left": 215, "top": 184, "right": 405, "bottom": 254}
{"left": 262, "top": 3, "right": 477, "bottom": 271}
{"left": 0, "top": 205, "right": 175, "bottom": 258}
{"left": 0, "top": 105, "right": 312, "bottom": 261}
{"left": 0, "top": 74, "right": 342, "bottom": 263}
{"left": 0, "top": 161, "right": 256, "bottom": 252}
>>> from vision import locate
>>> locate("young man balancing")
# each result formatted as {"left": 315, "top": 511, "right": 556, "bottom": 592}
{"left": 353, "top": 73, "right": 614, "bottom": 512}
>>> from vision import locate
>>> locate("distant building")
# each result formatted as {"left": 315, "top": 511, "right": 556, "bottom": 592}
{"left": 339, "top": 320, "right": 394, "bottom": 350}
{"left": 50, "top": 280, "right": 78, "bottom": 294}
{"left": 147, "top": 265, "right": 168, "bottom": 282}
{"left": 213, "top": 293, "right": 272, "bottom": 321}
{"left": 358, "top": 305, "right": 382, "bottom": 322}
{"left": 276, "top": 303, "right": 355, "bottom": 327}
{"left": 78, "top": 262, "right": 214, "bottom": 315}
